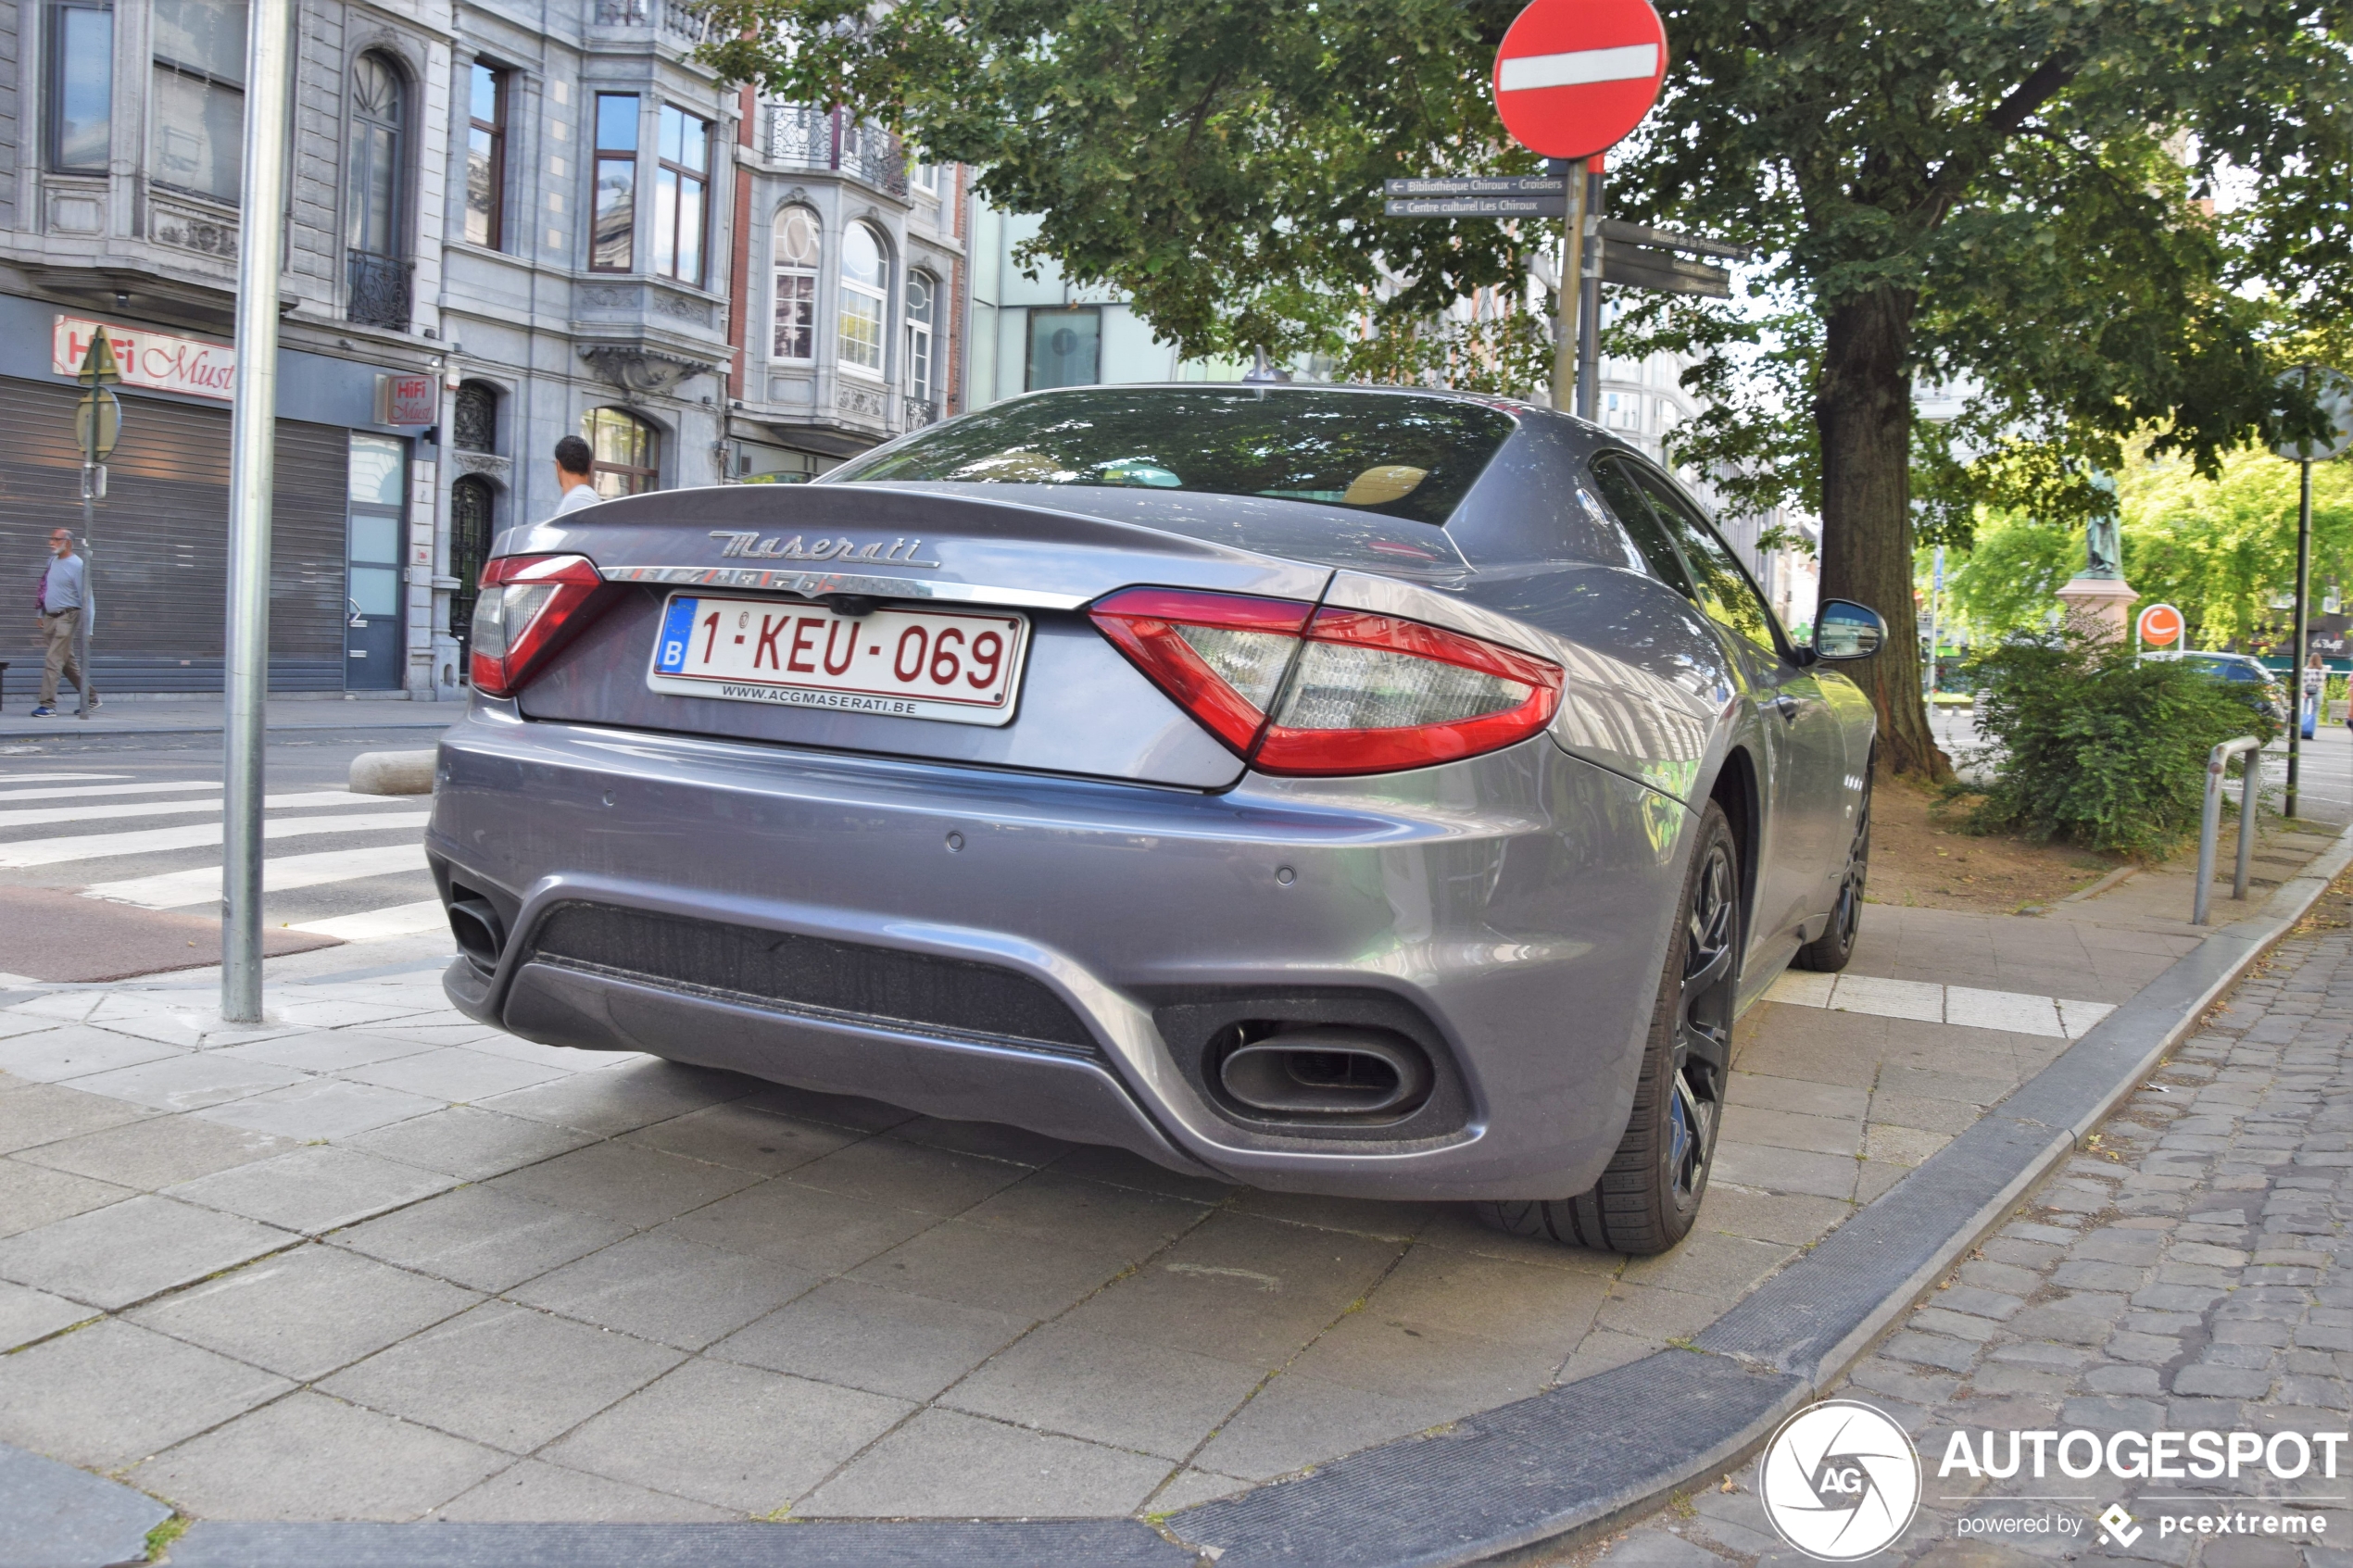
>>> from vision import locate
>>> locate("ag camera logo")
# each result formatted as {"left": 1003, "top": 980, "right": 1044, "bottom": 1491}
{"left": 1760, "top": 1400, "right": 1922, "bottom": 1561}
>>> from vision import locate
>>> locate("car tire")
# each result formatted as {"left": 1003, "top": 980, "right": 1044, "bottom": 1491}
{"left": 1472, "top": 800, "right": 1738, "bottom": 1255}
{"left": 1793, "top": 758, "right": 1872, "bottom": 973}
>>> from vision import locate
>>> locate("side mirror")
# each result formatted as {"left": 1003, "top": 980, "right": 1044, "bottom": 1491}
{"left": 1813, "top": 599, "right": 1886, "bottom": 661}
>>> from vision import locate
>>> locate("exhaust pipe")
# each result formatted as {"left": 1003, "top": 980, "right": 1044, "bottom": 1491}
{"left": 1216, "top": 1025, "right": 1432, "bottom": 1118}
{"left": 447, "top": 889, "right": 507, "bottom": 974}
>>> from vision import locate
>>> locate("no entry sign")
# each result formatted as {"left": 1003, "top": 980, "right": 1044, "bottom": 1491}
{"left": 1492, "top": 0, "right": 1668, "bottom": 160}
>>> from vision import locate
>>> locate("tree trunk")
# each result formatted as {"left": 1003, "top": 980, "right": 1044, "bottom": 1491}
{"left": 1814, "top": 285, "right": 1952, "bottom": 782}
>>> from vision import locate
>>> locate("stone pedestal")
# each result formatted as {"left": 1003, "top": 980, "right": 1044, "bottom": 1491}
{"left": 2056, "top": 574, "right": 2136, "bottom": 640}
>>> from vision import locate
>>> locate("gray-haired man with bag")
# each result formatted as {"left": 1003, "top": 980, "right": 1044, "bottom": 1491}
{"left": 32, "top": 528, "right": 98, "bottom": 718}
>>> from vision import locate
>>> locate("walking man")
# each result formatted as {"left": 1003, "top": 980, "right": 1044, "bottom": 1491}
{"left": 32, "top": 528, "right": 97, "bottom": 718}
{"left": 550, "top": 435, "right": 602, "bottom": 519}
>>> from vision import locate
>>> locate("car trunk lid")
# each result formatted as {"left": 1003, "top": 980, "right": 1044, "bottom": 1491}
{"left": 501, "top": 483, "right": 1366, "bottom": 789}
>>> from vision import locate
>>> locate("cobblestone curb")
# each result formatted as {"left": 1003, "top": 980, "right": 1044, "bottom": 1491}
{"left": 19, "top": 828, "right": 2349, "bottom": 1568}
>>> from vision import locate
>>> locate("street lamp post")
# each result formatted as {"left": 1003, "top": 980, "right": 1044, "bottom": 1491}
{"left": 2272, "top": 365, "right": 2353, "bottom": 824}
{"left": 220, "top": 0, "right": 296, "bottom": 1023}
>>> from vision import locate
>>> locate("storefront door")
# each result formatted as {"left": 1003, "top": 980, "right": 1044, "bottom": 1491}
{"left": 345, "top": 434, "right": 406, "bottom": 689}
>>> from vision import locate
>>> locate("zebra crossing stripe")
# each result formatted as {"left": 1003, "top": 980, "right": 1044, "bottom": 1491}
{"left": 83, "top": 843, "right": 432, "bottom": 909}
{"left": 0, "top": 773, "right": 131, "bottom": 784}
{"left": 289, "top": 899, "right": 449, "bottom": 942}
{"left": 0, "top": 781, "right": 224, "bottom": 804}
{"left": 0, "top": 790, "right": 389, "bottom": 831}
{"left": 0, "top": 810, "right": 431, "bottom": 869}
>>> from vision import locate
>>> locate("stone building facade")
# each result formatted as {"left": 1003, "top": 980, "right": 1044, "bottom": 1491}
{"left": 723, "top": 98, "right": 966, "bottom": 479}
{"left": 0, "top": 0, "right": 961, "bottom": 697}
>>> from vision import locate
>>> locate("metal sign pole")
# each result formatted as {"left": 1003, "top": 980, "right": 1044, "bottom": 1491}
{"left": 75, "top": 471, "right": 94, "bottom": 719}
{"left": 72, "top": 342, "right": 119, "bottom": 721}
{"left": 1576, "top": 164, "right": 1602, "bottom": 420}
{"left": 2290, "top": 455, "right": 2312, "bottom": 821}
{"left": 1551, "top": 157, "right": 1588, "bottom": 413}
{"left": 221, "top": 0, "right": 296, "bottom": 1023}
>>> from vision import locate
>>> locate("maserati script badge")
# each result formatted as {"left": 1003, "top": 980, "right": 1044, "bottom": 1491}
{"left": 710, "top": 531, "right": 941, "bottom": 568}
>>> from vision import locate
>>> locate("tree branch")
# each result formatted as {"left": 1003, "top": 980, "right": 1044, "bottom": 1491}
{"left": 1916, "top": 54, "right": 2081, "bottom": 227}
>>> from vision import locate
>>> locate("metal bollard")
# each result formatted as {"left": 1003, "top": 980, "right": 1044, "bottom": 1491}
{"left": 2194, "top": 735, "right": 2265, "bottom": 925}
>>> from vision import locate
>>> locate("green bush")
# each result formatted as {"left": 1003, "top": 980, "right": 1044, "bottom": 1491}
{"left": 1966, "top": 632, "right": 2273, "bottom": 859}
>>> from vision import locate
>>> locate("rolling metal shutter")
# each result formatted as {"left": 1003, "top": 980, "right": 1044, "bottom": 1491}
{"left": 0, "top": 375, "right": 349, "bottom": 692}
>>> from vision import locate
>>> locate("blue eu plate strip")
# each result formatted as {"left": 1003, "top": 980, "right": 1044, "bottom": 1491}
{"left": 655, "top": 596, "right": 699, "bottom": 673}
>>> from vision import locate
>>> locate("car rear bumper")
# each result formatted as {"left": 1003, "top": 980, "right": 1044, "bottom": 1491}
{"left": 427, "top": 701, "right": 1692, "bottom": 1201}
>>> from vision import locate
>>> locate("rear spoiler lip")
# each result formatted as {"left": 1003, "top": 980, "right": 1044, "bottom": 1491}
{"left": 491, "top": 481, "right": 1470, "bottom": 593}
{"left": 597, "top": 563, "right": 1090, "bottom": 611}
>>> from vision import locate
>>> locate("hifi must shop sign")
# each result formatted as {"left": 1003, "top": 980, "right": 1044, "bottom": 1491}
{"left": 51, "top": 315, "right": 234, "bottom": 402}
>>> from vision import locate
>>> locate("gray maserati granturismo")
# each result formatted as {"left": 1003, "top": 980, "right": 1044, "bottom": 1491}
{"left": 430, "top": 383, "right": 1885, "bottom": 1253}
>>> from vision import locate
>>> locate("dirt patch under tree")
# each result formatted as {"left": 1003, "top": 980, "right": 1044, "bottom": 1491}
{"left": 1867, "top": 772, "right": 2126, "bottom": 914}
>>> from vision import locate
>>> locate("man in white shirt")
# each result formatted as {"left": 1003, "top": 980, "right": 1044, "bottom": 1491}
{"left": 550, "top": 435, "right": 602, "bottom": 519}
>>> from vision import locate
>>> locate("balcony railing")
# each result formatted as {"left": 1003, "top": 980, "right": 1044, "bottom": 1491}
{"left": 346, "top": 253, "right": 412, "bottom": 331}
{"left": 593, "top": 0, "right": 718, "bottom": 44}
{"left": 761, "top": 105, "right": 908, "bottom": 197}
{"left": 765, "top": 105, "right": 831, "bottom": 168}
{"left": 839, "top": 121, "right": 910, "bottom": 197}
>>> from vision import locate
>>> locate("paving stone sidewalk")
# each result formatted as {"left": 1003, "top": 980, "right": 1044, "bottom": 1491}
{"left": 0, "top": 827, "right": 2329, "bottom": 1532}
{"left": 1583, "top": 895, "right": 2353, "bottom": 1568}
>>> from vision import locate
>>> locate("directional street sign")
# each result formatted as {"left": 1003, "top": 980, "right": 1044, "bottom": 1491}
{"left": 1384, "top": 194, "right": 1566, "bottom": 219}
{"left": 1595, "top": 218, "right": 1753, "bottom": 262}
{"left": 1599, "top": 243, "right": 1730, "bottom": 298}
{"left": 1383, "top": 176, "right": 1567, "bottom": 198}
{"left": 1492, "top": 0, "right": 1668, "bottom": 160}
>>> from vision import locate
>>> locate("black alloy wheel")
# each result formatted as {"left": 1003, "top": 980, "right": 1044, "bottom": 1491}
{"left": 1794, "top": 759, "right": 1873, "bottom": 973}
{"left": 1474, "top": 801, "right": 1739, "bottom": 1254}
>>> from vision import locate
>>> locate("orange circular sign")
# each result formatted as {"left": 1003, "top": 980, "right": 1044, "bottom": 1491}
{"left": 2138, "top": 603, "right": 2184, "bottom": 646}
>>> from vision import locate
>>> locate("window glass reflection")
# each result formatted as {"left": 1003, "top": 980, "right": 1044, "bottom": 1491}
{"left": 832, "top": 386, "right": 1516, "bottom": 528}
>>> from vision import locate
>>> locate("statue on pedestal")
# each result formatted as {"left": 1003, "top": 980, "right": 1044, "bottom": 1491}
{"left": 2055, "top": 471, "right": 2133, "bottom": 635}
{"left": 2082, "top": 472, "right": 2123, "bottom": 579}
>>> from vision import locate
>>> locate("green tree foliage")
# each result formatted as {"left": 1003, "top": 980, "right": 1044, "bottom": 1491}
{"left": 1967, "top": 633, "right": 2271, "bottom": 859}
{"left": 1937, "top": 452, "right": 2353, "bottom": 647}
{"left": 705, "top": 1, "right": 1536, "bottom": 365}
{"left": 2119, "top": 451, "right": 2353, "bottom": 651}
{"left": 705, "top": 0, "right": 2353, "bottom": 783}
{"left": 1942, "top": 514, "right": 2079, "bottom": 642}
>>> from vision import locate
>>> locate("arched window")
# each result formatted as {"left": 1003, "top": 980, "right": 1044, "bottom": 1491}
{"left": 346, "top": 52, "right": 408, "bottom": 328}
{"left": 837, "top": 221, "right": 887, "bottom": 375}
{"left": 449, "top": 476, "right": 496, "bottom": 663}
{"left": 773, "top": 207, "right": 818, "bottom": 362}
{"left": 584, "top": 408, "right": 659, "bottom": 497}
{"left": 453, "top": 382, "right": 499, "bottom": 453}
{"left": 905, "top": 270, "right": 937, "bottom": 412}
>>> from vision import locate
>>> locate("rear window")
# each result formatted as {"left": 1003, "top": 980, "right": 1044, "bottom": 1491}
{"left": 824, "top": 386, "right": 1518, "bottom": 527}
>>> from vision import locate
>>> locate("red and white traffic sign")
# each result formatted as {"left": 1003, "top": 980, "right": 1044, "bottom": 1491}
{"left": 1492, "top": 0, "right": 1668, "bottom": 160}
{"left": 2137, "top": 602, "right": 2185, "bottom": 648}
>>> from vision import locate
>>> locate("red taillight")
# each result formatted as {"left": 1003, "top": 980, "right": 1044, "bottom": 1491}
{"left": 1088, "top": 588, "right": 1563, "bottom": 776}
{"left": 469, "top": 554, "right": 607, "bottom": 697}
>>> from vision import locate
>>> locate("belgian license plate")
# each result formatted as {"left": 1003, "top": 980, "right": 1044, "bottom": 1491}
{"left": 647, "top": 595, "right": 1031, "bottom": 726}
